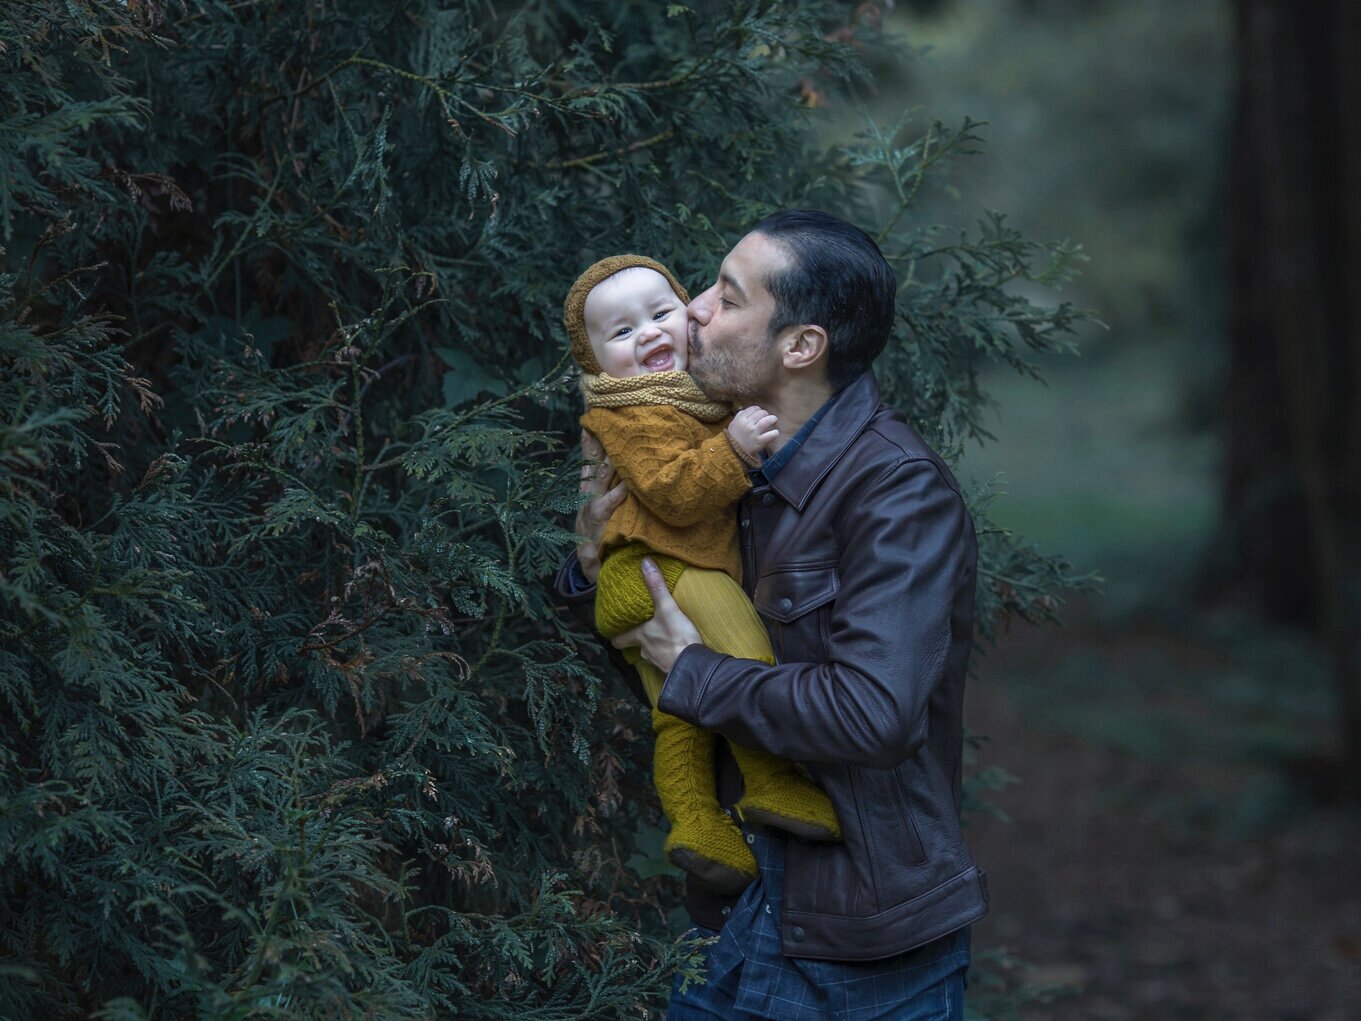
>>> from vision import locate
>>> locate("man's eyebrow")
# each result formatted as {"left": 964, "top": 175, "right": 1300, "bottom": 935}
{"left": 719, "top": 272, "right": 747, "bottom": 301}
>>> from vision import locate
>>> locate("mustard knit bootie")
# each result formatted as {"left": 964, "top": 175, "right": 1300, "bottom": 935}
{"left": 729, "top": 743, "right": 842, "bottom": 842}
{"left": 651, "top": 707, "right": 757, "bottom": 894}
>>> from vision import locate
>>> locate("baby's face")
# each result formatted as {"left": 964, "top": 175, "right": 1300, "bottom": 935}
{"left": 583, "top": 267, "right": 689, "bottom": 377}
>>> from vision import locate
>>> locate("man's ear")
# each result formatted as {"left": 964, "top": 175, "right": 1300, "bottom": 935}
{"left": 782, "top": 324, "right": 828, "bottom": 373}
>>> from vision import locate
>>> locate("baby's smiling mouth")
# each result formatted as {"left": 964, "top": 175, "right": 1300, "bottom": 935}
{"left": 641, "top": 346, "right": 674, "bottom": 371}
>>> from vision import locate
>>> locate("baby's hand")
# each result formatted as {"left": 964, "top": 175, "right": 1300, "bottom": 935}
{"left": 726, "top": 406, "right": 779, "bottom": 466}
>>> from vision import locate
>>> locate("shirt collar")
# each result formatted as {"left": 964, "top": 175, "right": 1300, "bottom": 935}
{"left": 753, "top": 371, "right": 882, "bottom": 510}
{"left": 753, "top": 390, "right": 840, "bottom": 484}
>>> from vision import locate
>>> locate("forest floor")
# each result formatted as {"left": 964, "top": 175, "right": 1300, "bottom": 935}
{"left": 966, "top": 596, "right": 1361, "bottom": 1021}
{"left": 948, "top": 309, "right": 1361, "bottom": 1019}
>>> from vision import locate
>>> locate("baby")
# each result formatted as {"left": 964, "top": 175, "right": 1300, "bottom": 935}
{"left": 564, "top": 254, "right": 840, "bottom": 893}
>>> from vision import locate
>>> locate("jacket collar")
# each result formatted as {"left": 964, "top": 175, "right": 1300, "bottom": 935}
{"left": 767, "top": 370, "right": 881, "bottom": 511}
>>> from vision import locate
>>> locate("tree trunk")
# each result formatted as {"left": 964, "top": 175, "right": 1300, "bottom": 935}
{"left": 1228, "top": 0, "right": 1361, "bottom": 797}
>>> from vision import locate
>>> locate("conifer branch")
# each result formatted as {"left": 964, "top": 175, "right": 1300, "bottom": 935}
{"left": 545, "top": 130, "right": 676, "bottom": 170}
{"left": 203, "top": 166, "right": 284, "bottom": 291}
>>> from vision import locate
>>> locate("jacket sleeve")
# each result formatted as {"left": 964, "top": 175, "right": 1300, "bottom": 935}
{"left": 589, "top": 408, "right": 751, "bottom": 527}
{"left": 657, "top": 457, "right": 976, "bottom": 770}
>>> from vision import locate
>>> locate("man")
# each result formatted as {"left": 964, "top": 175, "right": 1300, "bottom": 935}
{"left": 557, "top": 210, "right": 988, "bottom": 1020}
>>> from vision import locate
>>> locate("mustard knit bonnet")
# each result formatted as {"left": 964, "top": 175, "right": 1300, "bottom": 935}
{"left": 563, "top": 254, "right": 691, "bottom": 373}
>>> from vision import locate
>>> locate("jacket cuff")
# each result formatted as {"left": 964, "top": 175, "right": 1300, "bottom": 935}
{"left": 557, "top": 554, "right": 594, "bottom": 597}
{"left": 553, "top": 553, "right": 598, "bottom": 633}
{"left": 657, "top": 643, "right": 725, "bottom": 725}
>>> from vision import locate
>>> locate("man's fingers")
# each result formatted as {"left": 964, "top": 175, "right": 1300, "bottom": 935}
{"left": 579, "top": 430, "right": 612, "bottom": 493}
{"left": 581, "top": 428, "right": 604, "bottom": 461}
{"left": 608, "top": 562, "right": 671, "bottom": 652}
{"left": 587, "top": 457, "right": 614, "bottom": 492}
{"left": 588, "top": 480, "right": 627, "bottom": 521}
{"left": 641, "top": 556, "right": 665, "bottom": 589}
{"left": 579, "top": 457, "right": 615, "bottom": 496}
{"left": 640, "top": 558, "right": 680, "bottom": 613}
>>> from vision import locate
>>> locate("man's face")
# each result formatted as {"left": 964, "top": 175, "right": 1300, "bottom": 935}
{"left": 686, "top": 232, "right": 787, "bottom": 404}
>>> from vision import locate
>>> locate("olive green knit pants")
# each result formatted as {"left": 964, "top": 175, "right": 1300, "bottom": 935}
{"left": 606, "top": 558, "right": 842, "bottom": 892}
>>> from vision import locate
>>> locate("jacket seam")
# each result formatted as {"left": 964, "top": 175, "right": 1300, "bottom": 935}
{"left": 850, "top": 774, "right": 881, "bottom": 910}
{"left": 865, "top": 427, "right": 965, "bottom": 500}
{"left": 831, "top": 462, "right": 915, "bottom": 759}
{"left": 690, "top": 650, "right": 723, "bottom": 715}
{"left": 782, "top": 863, "right": 984, "bottom": 924}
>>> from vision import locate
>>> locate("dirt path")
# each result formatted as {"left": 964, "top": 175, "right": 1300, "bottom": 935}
{"left": 965, "top": 608, "right": 1361, "bottom": 1021}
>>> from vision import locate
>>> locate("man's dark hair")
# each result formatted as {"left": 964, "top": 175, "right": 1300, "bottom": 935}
{"left": 752, "top": 209, "right": 897, "bottom": 391}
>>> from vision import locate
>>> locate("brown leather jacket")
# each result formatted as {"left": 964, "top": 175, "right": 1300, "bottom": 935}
{"left": 557, "top": 370, "right": 988, "bottom": 961}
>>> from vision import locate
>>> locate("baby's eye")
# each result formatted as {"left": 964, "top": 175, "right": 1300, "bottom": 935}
{"left": 613, "top": 326, "right": 632, "bottom": 338}
{"left": 652, "top": 308, "right": 674, "bottom": 320}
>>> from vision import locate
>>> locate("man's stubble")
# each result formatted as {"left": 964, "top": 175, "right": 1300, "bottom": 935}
{"left": 687, "top": 319, "right": 778, "bottom": 408}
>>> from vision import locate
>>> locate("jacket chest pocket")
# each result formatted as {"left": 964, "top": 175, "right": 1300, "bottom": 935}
{"left": 753, "top": 565, "right": 839, "bottom": 663}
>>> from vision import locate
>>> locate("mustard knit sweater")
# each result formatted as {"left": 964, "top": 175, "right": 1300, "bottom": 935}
{"left": 582, "top": 403, "right": 751, "bottom": 590}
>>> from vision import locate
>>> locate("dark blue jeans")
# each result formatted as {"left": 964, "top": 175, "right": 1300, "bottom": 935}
{"left": 666, "top": 927, "right": 969, "bottom": 1021}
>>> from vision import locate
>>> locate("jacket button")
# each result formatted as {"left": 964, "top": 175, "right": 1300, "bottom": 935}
{"left": 745, "top": 832, "right": 755, "bottom": 844}
{"left": 778, "top": 597, "right": 793, "bottom": 614}
{"left": 761, "top": 492, "right": 776, "bottom": 507}
{"left": 740, "top": 518, "right": 750, "bottom": 529}
{"left": 791, "top": 926, "right": 805, "bottom": 942}
{"left": 721, "top": 906, "right": 731, "bottom": 918}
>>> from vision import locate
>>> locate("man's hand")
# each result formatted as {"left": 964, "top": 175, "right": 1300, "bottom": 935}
{"left": 611, "top": 557, "right": 703, "bottom": 674}
{"left": 726, "top": 406, "right": 779, "bottom": 465}
{"left": 576, "top": 428, "right": 627, "bottom": 584}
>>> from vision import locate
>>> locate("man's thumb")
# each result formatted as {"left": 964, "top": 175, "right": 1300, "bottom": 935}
{"left": 640, "top": 557, "right": 668, "bottom": 597}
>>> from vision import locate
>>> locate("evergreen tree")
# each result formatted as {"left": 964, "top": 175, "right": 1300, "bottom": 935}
{"left": 0, "top": 2, "right": 1087, "bottom": 1017}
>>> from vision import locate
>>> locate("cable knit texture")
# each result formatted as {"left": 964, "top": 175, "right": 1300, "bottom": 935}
{"left": 582, "top": 403, "right": 751, "bottom": 608}
{"left": 596, "top": 547, "right": 690, "bottom": 641}
{"left": 580, "top": 369, "right": 729, "bottom": 421}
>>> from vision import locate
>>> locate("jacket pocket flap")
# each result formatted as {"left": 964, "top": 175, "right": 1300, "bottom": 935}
{"left": 754, "top": 566, "right": 840, "bottom": 623}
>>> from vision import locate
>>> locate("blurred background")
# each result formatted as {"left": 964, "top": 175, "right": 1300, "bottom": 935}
{"left": 865, "top": 1, "right": 1361, "bottom": 1017}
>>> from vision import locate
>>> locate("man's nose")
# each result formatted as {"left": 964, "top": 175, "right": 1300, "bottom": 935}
{"left": 688, "top": 285, "right": 716, "bottom": 325}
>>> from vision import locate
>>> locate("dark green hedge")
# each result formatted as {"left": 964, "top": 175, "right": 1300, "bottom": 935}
{"left": 0, "top": 2, "right": 1086, "bottom": 1016}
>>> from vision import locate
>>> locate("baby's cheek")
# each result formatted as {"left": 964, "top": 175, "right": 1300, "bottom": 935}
{"left": 671, "top": 314, "right": 691, "bottom": 346}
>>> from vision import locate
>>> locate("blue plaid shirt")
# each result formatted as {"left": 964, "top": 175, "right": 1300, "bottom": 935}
{"left": 749, "top": 389, "right": 838, "bottom": 484}
{"left": 672, "top": 827, "right": 970, "bottom": 1021}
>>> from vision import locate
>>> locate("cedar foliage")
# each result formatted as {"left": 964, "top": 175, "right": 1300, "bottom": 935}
{"left": 0, "top": 1, "right": 1088, "bottom": 1017}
